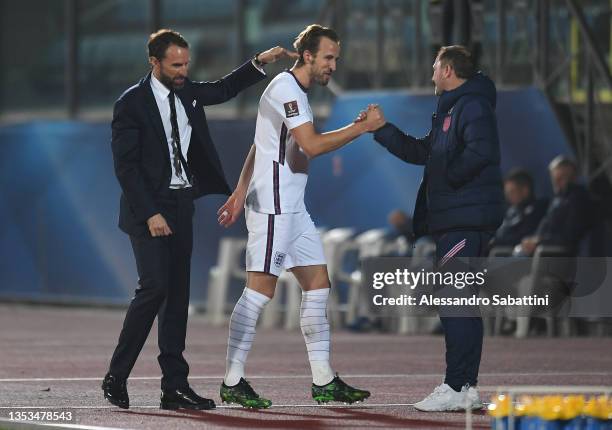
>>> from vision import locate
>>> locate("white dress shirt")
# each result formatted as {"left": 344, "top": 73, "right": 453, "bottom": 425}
{"left": 150, "top": 74, "right": 192, "bottom": 188}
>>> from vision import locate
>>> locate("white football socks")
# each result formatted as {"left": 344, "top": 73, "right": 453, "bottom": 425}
{"left": 224, "top": 288, "right": 270, "bottom": 386}
{"left": 300, "top": 288, "right": 334, "bottom": 386}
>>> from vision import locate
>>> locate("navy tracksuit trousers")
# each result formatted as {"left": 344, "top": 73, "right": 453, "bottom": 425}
{"left": 434, "top": 230, "right": 493, "bottom": 392}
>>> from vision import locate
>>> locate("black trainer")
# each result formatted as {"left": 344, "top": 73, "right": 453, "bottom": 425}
{"left": 102, "top": 373, "right": 129, "bottom": 409}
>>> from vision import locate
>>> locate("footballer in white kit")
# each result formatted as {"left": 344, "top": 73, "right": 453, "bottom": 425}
{"left": 216, "top": 24, "right": 380, "bottom": 409}
{"left": 244, "top": 68, "right": 325, "bottom": 276}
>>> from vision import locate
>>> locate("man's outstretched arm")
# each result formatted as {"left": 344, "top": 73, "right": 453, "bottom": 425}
{"left": 289, "top": 121, "right": 367, "bottom": 158}
{"left": 366, "top": 105, "right": 431, "bottom": 165}
{"left": 290, "top": 108, "right": 382, "bottom": 158}
{"left": 193, "top": 47, "right": 298, "bottom": 106}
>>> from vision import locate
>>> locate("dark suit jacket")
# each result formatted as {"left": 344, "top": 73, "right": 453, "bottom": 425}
{"left": 111, "top": 60, "right": 265, "bottom": 235}
{"left": 490, "top": 198, "right": 549, "bottom": 248}
{"left": 536, "top": 183, "right": 592, "bottom": 254}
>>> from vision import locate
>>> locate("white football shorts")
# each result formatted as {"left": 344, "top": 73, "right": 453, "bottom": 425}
{"left": 245, "top": 208, "right": 327, "bottom": 276}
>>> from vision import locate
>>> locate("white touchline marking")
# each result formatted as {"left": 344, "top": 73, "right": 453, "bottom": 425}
{"left": 42, "top": 425, "right": 130, "bottom": 430}
{"left": 216, "top": 403, "right": 421, "bottom": 409}
{"left": 0, "top": 403, "right": 417, "bottom": 410}
{"left": 0, "top": 371, "right": 610, "bottom": 383}
{"left": 0, "top": 419, "right": 131, "bottom": 430}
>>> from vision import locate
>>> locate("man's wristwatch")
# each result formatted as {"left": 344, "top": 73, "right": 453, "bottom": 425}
{"left": 253, "top": 52, "right": 267, "bottom": 67}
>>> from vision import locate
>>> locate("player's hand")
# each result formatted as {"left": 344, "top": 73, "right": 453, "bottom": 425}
{"left": 354, "top": 110, "right": 368, "bottom": 123}
{"left": 360, "top": 104, "right": 386, "bottom": 132}
{"left": 217, "top": 193, "right": 245, "bottom": 228}
{"left": 147, "top": 213, "right": 172, "bottom": 237}
{"left": 257, "top": 46, "right": 299, "bottom": 64}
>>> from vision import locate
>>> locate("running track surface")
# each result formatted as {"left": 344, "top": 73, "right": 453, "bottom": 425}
{"left": 1, "top": 305, "right": 611, "bottom": 429}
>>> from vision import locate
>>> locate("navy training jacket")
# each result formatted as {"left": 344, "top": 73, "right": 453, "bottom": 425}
{"left": 374, "top": 72, "right": 504, "bottom": 238}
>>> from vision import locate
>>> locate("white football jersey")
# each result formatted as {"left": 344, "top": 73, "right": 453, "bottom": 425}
{"left": 245, "top": 71, "right": 313, "bottom": 214}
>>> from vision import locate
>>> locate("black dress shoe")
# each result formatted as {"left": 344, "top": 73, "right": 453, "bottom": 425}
{"left": 102, "top": 373, "right": 129, "bottom": 409}
{"left": 160, "top": 386, "right": 216, "bottom": 410}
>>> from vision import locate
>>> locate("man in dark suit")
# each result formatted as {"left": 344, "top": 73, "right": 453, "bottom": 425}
{"left": 103, "top": 28, "right": 296, "bottom": 410}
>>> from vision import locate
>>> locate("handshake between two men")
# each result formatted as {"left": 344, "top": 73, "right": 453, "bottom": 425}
{"left": 354, "top": 104, "right": 387, "bottom": 132}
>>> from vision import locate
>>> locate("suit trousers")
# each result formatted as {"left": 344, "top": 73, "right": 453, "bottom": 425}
{"left": 109, "top": 187, "right": 194, "bottom": 390}
{"left": 434, "top": 230, "right": 493, "bottom": 391}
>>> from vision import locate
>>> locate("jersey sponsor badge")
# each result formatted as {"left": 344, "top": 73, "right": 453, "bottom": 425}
{"left": 443, "top": 115, "right": 452, "bottom": 132}
{"left": 284, "top": 101, "right": 300, "bottom": 118}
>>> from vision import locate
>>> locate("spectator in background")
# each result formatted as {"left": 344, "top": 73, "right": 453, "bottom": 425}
{"left": 517, "top": 156, "right": 591, "bottom": 257}
{"left": 489, "top": 168, "right": 548, "bottom": 252}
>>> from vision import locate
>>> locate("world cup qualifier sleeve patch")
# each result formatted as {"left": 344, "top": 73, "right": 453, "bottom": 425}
{"left": 284, "top": 101, "right": 300, "bottom": 118}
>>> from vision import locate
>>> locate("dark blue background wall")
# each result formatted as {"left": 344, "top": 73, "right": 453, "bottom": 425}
{"left": 0, "top": 87, "right": 573, "bottom": 304}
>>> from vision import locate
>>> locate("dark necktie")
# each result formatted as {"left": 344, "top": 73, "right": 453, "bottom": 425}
{"left": 168, "top": 91, "right": 191, "bottom": 186}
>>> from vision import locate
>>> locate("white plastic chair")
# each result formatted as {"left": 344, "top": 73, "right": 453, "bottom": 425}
{"left": 321, "top": 228, "right": 356, "bottom": 327}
